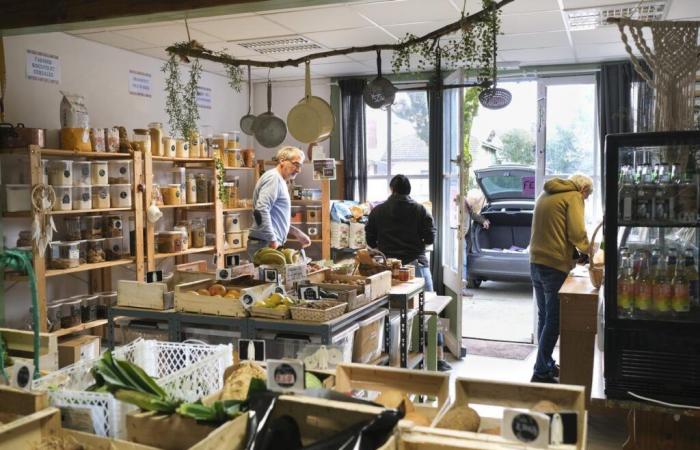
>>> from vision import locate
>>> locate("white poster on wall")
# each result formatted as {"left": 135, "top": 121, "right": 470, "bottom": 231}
{"left": 129, "top": 70, "right": 152, "bottom": 97}
{"left": 26, "top": 50, "right": 60, "bottom": 84}
{"left": 197, "top": 86, "right": 212, "bottom": 109}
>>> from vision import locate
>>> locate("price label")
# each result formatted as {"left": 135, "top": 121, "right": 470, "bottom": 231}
{"left": 285, "top": 264, "right": 307, "bottom": 283}
{"left": 266, "top": 359, "right": 305, "bottom": 393}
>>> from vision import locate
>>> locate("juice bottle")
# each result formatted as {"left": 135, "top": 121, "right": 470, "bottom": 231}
{"left": 685, "top": 251, "right": 699, "bottom": 308}
{"left": 634, "top": 251, "right": 653, "bottom": 316}
{"left": 652, "top": 255, "right": 672, "bottom": 316}
{"left": 671, "top": 257, "right": 690, "bottom": 314}
{"left": 617, "top": 254, "right": 634, "bottom": 318}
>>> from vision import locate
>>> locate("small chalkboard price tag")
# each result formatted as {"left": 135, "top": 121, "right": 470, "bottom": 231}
{"left": 503, "top": 409, "right": 550, "bottom": 448}
{"left": 146, "top": 270, "right": 163, "bottom": 283}
{"left": 225, "top": 254, "right": 240, "bottom": 267}
{"left": 266, "top": 359, "right": 305, "bottom": 393}
{"left": 238, "top": 339, "right": 265, "bottom": 362}
{"left": 260, "top": 268, "right": 280, "bottom": 284}
{"left": 298, "top": 285, "right": 320, "bottom": 301}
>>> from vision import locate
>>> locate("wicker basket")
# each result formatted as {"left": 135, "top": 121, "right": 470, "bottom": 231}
{"left": 251, "top": 305, "right": 290, "bottom": 320}
{"left": 290, "top": 301, "right": 347, "bottom": 322}
{"left": 588, "top": 222, "right": 604, "bottom": 289}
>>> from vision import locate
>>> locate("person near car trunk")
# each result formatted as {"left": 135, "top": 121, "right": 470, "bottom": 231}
{"left": 463, "top": 194, "right": 490, "bottom": 295}
{"left": 529, "top": 173, "right": 592, "bottom": 383}
{"left": 365, "top": 174, "right": 436, "bottom": 291}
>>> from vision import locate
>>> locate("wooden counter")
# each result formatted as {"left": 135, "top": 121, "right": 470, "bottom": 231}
{"left": 559, "top": 271, "right": 599, "bottom": 405}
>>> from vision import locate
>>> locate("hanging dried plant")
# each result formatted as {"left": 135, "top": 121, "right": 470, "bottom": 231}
{"left": 161, "top": 54, "right": 203, "bottom": 143}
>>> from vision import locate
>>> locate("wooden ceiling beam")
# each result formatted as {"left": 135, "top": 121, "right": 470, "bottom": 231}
{"left": 0, "top": 0, "right": 346, "bottom": 35}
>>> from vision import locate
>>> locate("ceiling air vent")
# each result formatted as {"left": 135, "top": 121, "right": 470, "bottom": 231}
{"left": 233, "top": 36, "right": 322, "bottom": 55}
{"left": 565, "top": 1, "right": 667, "bottom": 31}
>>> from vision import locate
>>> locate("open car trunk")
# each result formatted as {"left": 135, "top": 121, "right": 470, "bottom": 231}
{"left": 468, "top": 209, "right": 533, "bottom": 284}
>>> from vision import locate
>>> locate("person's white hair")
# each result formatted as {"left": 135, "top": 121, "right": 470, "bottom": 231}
{"left": 276, "top": 146, "right": 305, "bottom": 163}
{"left": 568, "top": 173, "right": 593, "bottom": 193}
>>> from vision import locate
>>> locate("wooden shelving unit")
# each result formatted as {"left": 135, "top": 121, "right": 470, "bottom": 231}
{"left": 3, "top": 145, "right": 146, "bottom": 332}
{"left": 158, "top": 202, "right": 214, "bottom": 209}
{"left": 154, "top": 246, "right": 216, "bottom": 260}
{"left": 223, "top": 247, "right": 248, "bottom": 255}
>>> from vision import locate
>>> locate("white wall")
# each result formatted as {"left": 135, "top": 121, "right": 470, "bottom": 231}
{"left": 1, "top": 32, "right": 249, "bottom": 328}
{"left": 251, "top": 78, "right": 333, "bottom": 161}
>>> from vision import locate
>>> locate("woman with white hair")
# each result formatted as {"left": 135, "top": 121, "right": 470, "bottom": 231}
{"left": 528, "top": 172, "right": 592, "bottom": 384}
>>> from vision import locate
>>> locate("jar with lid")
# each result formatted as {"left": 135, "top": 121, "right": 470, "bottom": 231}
{"left": 161, "top": 184, "right": 181, "bottom": 205}
{"left": 64, "top": 216, "right": 82, "bottom": 241}
{"left": 87, "top": 238, "right": 106, "bottom": 263}
{"left": 191, "top": 218, "right": 206, "bottom": 248}
{"left": 108, "top": 160, "right": 132, "bottom": 184}
{"left": 174, "top": 221, "right": 190, "bottom": 251}
{"left": 158, "top": 231, "right": 183, "bottom": 253}
{"left": 189, "top": 132, "right": 201, "bottom": 158}
{"left": 77, "top": 240, "right": 87, "bottom": 264}
{"left": 92, "top": 185, "right": 110, "bottom": 208}
{"left": 47, "top": 300, "right": 63, "bottom": 332}
{"left": 307, "top": 206, "right": 321, "bottom": 223}
{"left": 81, "top": 215, "right": 103, "bottom": 239}
{"left": 213, "top": 133, "right": 228, "bottom": 156}
{"left": 96, "top": 291, "right": 117, "bottom": 319}
{"left": 53, "top": 187, "right": 72, "bottom": 211}
{"left": 73, "top": 161, "right": 91, "bottom": 187}
{"left": 186, "top": 174, "right": 197, "bottom": 204}
{"left": 73, "top": 186, "right": 91, "bottom": 210}
{"left": 81, "top": 294, "right": 99, "bottom": 322}
{"left": 132, "top": 129, "right": 151, "bottom": 154}
{"left": 229, "top": 177, "right": 240, "bottom": 209}
{"left": 105, "top": 236, "right": 124, "bottom": 260}
{"left": 110, "top": 184, "right": 132, "bottom": 208}
{"left": 176, "top": 139, "right": 189, "bottom": 158}
{"left": 148, "top": 123, "right": 163, "bottom": 156}
{"left": 162, "top": 136, "right": 176, "bottom": 158}
{"left": 196, "top": 174, "right": 209, "bottom": 203}
{"left": 242, "top": 148, "right": 255, "bottom": 168}
{"left": 91, "top": 161, "right": 109, "bottom": 185}
{"left": 49, "top": 241, "right": 80, "bottom": 269}
{"left": 48, "top": 160, "right": 73, "bottom": 186}
{"left": 104, "top": 215, "right": 123, "bottom": 238}
{"left": 61, "top": 298, "right": 82, "bottom": 328}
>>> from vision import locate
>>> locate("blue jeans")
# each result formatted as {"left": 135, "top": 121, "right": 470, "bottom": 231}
{"left": 408, "top": 259, "right": 433, "bottom": 292}
{"left": 531, "top": 263, "right": 568, "bottom": 377}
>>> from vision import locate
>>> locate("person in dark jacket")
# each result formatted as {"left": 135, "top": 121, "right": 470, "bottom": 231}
{"left": 365, "top": 175, "right": 436, "bottom": 291}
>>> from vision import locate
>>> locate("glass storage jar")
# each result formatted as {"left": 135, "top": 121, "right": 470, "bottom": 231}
{"left": 47, "top": 300, "right": 63, "bottom": 332}
{"left": 162, "top": 136, "right": 176, "bottom": 158}
{"left": 48, "top": 241, "right": 80, "bottom": 269}
{"left": 64, "top": 216, "right": 82, "bottom": 241}
{"left": 81, "top": 215, "right": 103, "bottom": 239}
{"left": 48, "top": 160, "right": 73, "bottom": 186}
{"left": 108, "top": 160, "right": 132, "bottom": 184}
{"left": 92, "top": 185, "right": 110, "bottom": 209}
{"left": 110, "top": 184, "right": 132, "bottom": 208}
{"left": 196, "top": 174, "right": 209, "bottom": 203}
{"left": 158, "top": 231, "right": 183, "bottom": 253}
{"left": 186, "top": 174, "right": 197, "bottom": 204}
{"left": 81, "top": 294, "right": 99, "bottom": 322}
{"left": 104, "top": 215, "right": 123, "bottom": 238}
{"left": 91, "top": 161, "right": 108, "bottom": 185}
{"left": 53, "top": 186, "right": 72, "bottom": 212}
{"left": 148, "top": 123, "right": 163, "bottom": 156}
{"left": 176, "top": 139, "right": 189, "bottom": 158}
{"left": 174, "top": 221, "right": 190, "bottom": 251}
{"left": 73, "top": 161, "right": 91, "bottom": 187}
{"left": 86, "top": 238, "right": 106, "bottom": 263}
{"left": 132, "top": 129, "right": 151, "bottom": 154}
{"left": 306, "top": 206, "right": 321, "bottom": 223}
{"left": 191, "top": 219, "right": 206, "bottom": 248}
{"left": 61, "top": 298, "right": 82, "bottom": 328}
{"left": 96, "top": 291, "right": 117, "bottom": 319}
{"left": 105, "top": 236, "right": 125, "bottom": 261}
{"left": 161, "top": 184, "right": 181, "bottom": 205}
{"left": 72, "top": 186, "right": 91, "bottom": 210}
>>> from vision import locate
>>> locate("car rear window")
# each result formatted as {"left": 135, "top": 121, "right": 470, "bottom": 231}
{"left": 480, "top": 174, "right": 535, "bottom": 200}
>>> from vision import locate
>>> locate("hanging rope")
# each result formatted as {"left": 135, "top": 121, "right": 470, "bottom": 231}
{"left": 0, "top": 248, "right": 41, "bottom": 380}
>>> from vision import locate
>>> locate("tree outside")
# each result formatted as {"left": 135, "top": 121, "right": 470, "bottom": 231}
{"left": 497, "top": 128, "right": 535, "bottom": 165}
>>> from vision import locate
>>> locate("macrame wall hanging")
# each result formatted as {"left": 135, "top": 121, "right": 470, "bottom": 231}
{"left": 612, "top": 17, "right": 700, "bottom": 131}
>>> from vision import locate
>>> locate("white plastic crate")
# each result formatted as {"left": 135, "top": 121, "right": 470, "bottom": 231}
{"left": 31, "top": 338, "right": 232, "bottom": 438}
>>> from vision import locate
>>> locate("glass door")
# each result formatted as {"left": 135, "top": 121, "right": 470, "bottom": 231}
{"left": 442, "top": 68, "right": 466, "bottom": 357}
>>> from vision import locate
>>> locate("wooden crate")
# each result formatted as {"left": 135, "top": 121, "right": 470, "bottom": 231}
{"left": 308, "top": 270, "right": 392, "bottom": 301}
{"left": 312, "top": 283, "right": 370, "bottom": 311}
{"left": 0, "top": 327, "right": 58, "bottom": 372}
{"left": 127, "top": 410, "right": 248, "bottom": 450}
{"left": 58, "top": 334, "right": 100, "bottom": 368}
{"left": 0, "top": 386, "right": 48, "bottom": 426}
{"left": 175, "top": 278, "right": 277, "bottom": 317}
{"left": 423, "top": 377, "right": 587, "bottom": 450}
{"left": 118, "top": 270, "right": 212, "bottom": 310}
{"left": 397, "top": 424, "right": 533, "bottom": 450}
{"left": 334, "top": 363, "right": 450, "bottom": 423}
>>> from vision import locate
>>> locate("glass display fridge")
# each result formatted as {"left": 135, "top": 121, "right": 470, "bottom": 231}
{"left": 604, "top": 131, "right": 700, "bottom": 405}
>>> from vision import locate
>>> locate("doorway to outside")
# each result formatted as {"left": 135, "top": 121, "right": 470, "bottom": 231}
{"left": 462, "top": 76, "right": 599, "bottom": 344}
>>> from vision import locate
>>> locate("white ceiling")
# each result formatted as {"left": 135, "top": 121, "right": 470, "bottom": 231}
{"left": 66, "top": 0, "right": 700, "bottom": 81}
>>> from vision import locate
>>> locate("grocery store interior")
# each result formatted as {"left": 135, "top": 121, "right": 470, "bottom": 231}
{"left": 0, "top": 0, "right": 699, "bottom": 449}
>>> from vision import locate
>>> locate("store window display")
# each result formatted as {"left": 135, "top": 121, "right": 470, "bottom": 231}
{"left": 247, "top": 146, "right": 311, "bottom": 259}
{"left": 365, "top": 175, "right": 436, "bottom": 291}
{"left": 529, "top": 173, "right": 593, "bottom": 383}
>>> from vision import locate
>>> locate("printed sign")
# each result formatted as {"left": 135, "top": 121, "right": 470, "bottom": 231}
{"left": 522, "top": 176, "right": 535, "bottom": 197}
{"left": 266, "top": 359, "right": 305, "bottom": 393}
{"left": 129, "top": 70, "right": 152, "bottom": 97}
{"left": 313, "top": 158, "right": 336, "bottom": 180}
{"left": 196, "top": 86, "right": 212, "bottom": 109}
{"left": 26, "top": 50, "right": 60, "bottom": 83}
{"left": 285, "top": 264, "right": 307, "bottom": 284}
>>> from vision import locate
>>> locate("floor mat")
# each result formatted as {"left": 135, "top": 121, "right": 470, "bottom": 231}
{"left": 463, "top": 338, "right": 535, "bottom": 360}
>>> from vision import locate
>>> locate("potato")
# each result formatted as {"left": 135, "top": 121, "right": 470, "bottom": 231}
{"left": 436, "top": 405, "right": 480, "bottom": 432}
{"left": 208, "top": 283, "right": 226, "bottom": 296}
{"left": 197, "top": 288, "right": 211, "bottom": 296}
{"left": 531, "top": 400, "right": 560, "bottom": 413}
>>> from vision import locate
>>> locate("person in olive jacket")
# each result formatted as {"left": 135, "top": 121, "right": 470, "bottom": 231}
{"left": 529, "top": 173, "right": 592, "bottom": 384}
{"left": 365, "top": 175, "right": 436, "bottom": 291}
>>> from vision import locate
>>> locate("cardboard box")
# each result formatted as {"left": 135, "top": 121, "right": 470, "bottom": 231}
{"left": 58, "top": 335, "right": 100, "bottom": 368}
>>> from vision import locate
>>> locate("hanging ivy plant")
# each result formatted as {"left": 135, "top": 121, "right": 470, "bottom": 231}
{"left": 215, "top": 157, "right": 227, "bottom": 203}
{"left": 224, "top": 63, "right": 244, "bottom": 93}
{"left": 391, "top": 0, "right": 501, "bottom": 82}
{"left": 161, "top": 55, "right": 203, "bottom": 143}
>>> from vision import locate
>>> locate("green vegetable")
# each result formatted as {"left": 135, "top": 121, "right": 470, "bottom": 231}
{"left": 114, "top": 389, "right": 179, "bottom": 414}
{"left": 305, "top": 372, "right": 323, "bottom": 389}
{"left": 177, "top": 400, "right": 246, "bottom": 423}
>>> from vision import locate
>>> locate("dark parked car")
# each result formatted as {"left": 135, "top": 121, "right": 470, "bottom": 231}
{"left": 466, "top": 165, "right": 535, "bottom": 288}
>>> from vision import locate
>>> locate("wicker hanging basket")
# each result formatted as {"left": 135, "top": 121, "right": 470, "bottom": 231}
{"left": 588, "top": 222, "right": 604, "bottom": 289}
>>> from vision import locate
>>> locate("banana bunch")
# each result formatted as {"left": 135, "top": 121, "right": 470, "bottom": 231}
{"left": 89, "top": 350, "right": 180, "bottom": 414}
{"left": 281, "top": 248, "right": 299, "bottom": 264}
{"left": 253, "top": 248, "right": 287, "bottom": 266}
